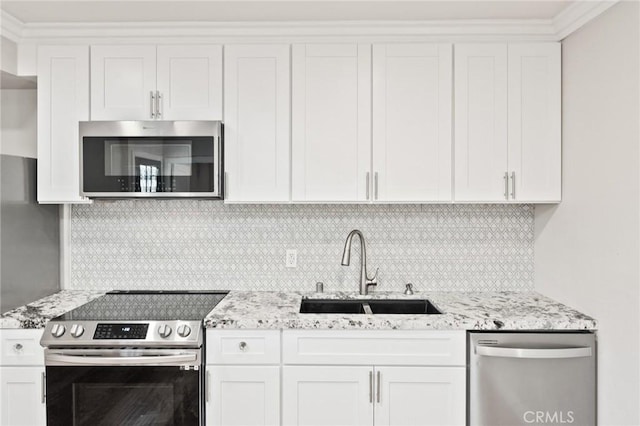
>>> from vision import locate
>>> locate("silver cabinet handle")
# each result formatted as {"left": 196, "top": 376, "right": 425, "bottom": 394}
{"left": 156, "top": 90, "right": 162, "bottom": 118}
{"left": 476, "top": 345, "right": 592, "bottom": 359}
{"left": 14, "top": 343, "right": 23, "bottom": 351}
{"left": 374, "top": 172, "right": 379, "bottom": 200}
{"left": 376, "top": 370, "right": 381, "bottom": 403}
{"left": 41, "top": 372, "right": 46, "bottom": 403}
{"left": 511, "top": 172, "right": 516, "bottom": 199}
{"left": 239, "top": 341, "right": 248, "bottom": 351}
{"left": 366, "top": 172, "right": 370, "bottom": 200}
{"left": 369, "top": 370, "right": 373, "bottom": 403}
{"left": 150, "top": 91, "right": 156, "bottom": 118}
{"left": 503, "top": 172, "right": 509, "bottom": 200}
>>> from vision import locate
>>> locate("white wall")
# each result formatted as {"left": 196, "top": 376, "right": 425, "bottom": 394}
{"left": 0, "top": 89, "right": 37, "bottom": 158}
{"left": 1, "top": 37, "right": 18, "bottom": 75}
{"left": 535, "top": 2, "right": 639, "bottom": 424}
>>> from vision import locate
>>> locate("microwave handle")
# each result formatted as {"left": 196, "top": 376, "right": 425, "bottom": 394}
{"left": 46, "top": 352, "right": 197, "bottom": 366}
{"left": 475, "top": 345, "right": 592, "bottom": 359}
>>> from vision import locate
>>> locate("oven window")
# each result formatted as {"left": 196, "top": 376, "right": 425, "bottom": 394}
{"left": 74, "top": 383, "right": 174, "bottom": 425}
{"left": 46, "top": 366, "right": 200, "bottom": 426}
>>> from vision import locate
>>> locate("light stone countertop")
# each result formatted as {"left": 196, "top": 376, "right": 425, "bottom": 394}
{"left": 0, "top": 290, "right": 106, "bottom": 329}
{"left": 1, "top": 290, "right": 597, "bottom": 331}
{"left": 203, "top": 291, "right": 597, "bottom": 331}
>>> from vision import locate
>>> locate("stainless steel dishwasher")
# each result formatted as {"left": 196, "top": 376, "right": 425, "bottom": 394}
{"left": 469, "top": 332, "right": 596, "bottom": 425}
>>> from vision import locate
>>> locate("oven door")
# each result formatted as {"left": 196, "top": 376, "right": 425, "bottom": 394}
{"left": 45, "top": 348, "right": 202, "bottom": 426}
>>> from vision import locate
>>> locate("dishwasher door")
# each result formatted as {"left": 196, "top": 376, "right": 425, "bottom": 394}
{"left": 469, "top": 332, "right": 596, "bottom": 426}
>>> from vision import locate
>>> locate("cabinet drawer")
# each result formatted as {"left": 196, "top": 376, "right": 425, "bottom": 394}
{"left": 207, "top": 330, "right": 280, "bottom": 365}
{"left": 0, "top": 329, "right": 45, "bottom": 366}
{"left": 283, "top": 330, "right": 465, "bottom": 366}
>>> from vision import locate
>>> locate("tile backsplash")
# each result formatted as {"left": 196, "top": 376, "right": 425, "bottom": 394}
{"left": 69, "top": 201, "right": 534, "bottom": 292}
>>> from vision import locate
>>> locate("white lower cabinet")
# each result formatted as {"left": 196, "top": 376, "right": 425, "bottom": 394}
{"left": 282, "top": 366, "right": 464, "bottom": 426}
{"left": 375, "top": 366, "right": 465, "bottom": 426}
{"left": 205, "top": 330, "right": 466, "bottom": 426}
{"left": 282, "top": 330, "right": 466, "bottom": 426}
{"left": 0, "top": 367, "right": 46, "bottom": 426}
{"left": 0, "top": 329, "right": 46, "bottom": 426}
{"left": 283, "top": 366, "right": 373, "bottom": 426}
{"left": 207, "top": 366, "right": 280, "bottom": 426}
{"left": 205, "top": 330, "right": 281, "bottom": 426}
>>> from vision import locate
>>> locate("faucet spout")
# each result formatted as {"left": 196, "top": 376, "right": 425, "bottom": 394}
{"left": 341, "top": 230, "right": 378, "bottom": 295}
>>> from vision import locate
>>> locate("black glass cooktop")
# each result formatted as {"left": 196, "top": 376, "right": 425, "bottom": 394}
{"left": 54, "top": 290, "right": 229, "bottom": 321}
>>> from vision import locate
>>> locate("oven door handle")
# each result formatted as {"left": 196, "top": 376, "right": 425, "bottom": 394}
{"left": 46, "top": 352, "right": 198, "bottom": 366}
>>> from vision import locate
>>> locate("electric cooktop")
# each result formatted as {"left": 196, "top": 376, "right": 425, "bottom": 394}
{"left": 40, "top": 290, "right": 229, "bottom": 348}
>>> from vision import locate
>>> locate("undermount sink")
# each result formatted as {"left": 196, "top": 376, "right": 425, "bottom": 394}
{"left": 299, "top": 299, "right": 442, "bottom": 315}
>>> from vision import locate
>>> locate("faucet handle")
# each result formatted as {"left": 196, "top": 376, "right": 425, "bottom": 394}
{"left": 367, "top": 267, "right": 379, "bottom": 283}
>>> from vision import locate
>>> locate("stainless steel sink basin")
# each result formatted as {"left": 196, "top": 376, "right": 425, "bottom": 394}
{"left": 299, "top": 299, "right": 442, "bottom": 315}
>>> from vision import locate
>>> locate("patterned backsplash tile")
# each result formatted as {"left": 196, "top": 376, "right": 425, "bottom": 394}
{"left": 69, "top": 201, "right": 534, "bottom": 292}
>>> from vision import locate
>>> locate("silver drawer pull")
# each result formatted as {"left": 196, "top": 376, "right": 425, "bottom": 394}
{"left": 239, "top": 341, "right": 248, "bottom": 352}
{"left": 14, "top": 343, "right": 23, "bottom": 351}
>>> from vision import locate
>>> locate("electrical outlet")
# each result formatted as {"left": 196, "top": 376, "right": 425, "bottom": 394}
{"left": 286, "top": 249, "right": 297, "bottom": 268}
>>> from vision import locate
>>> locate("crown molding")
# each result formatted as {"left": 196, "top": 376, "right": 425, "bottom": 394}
{"left": 1, "top": 11, "right": 24, "bottom": 42}
{"left": 10, "top": 19, "right": 559, "bottom": 43}
{"left": 553, "top": 0, "right": 619, "bottom": 40}
{"left": 0, "top": 1, "right": 620, "bottom": 45}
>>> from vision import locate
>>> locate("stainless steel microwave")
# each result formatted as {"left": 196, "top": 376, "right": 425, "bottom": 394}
{"left": 80, "top": 121, "right": 223, "bottom": 198}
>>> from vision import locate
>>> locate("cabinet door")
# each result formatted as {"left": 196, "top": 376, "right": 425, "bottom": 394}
{"left": 292, "top": 44, "right": 371, "bottom": 202}
{"left": 454, "top": 44, "right": 508, "bottom": 202}
{"left": 157, "top": 45, "right": 222, "bottom": 120}
{"left": 0, "top": 367, "right": 46, "bottom": 426}
{"left": 224, "top": 44, "right": 290, "bottom": 202}
{"left": 91, "top": 45, "right": 156, "bottom": 120}
{"left": 283, "top": 366, "right": 373, "bottom": 426}
{"left": 508, "top": 43, "right": 561, "bottom": 202}
{"left": 373, "top": 44, "right": 452, "bottom": 202}
{"left": 37, "top": 45, "right": 91, "bottom": 204}
{"left": 206, "top": 366, "right": 279, "bottom": 426}
{"left": 374, "top": 367, "right": 465, "bottom": 426}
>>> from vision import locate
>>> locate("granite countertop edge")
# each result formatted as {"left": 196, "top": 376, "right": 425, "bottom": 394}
{"left": 202, "top": 291, "right": 598, "bottom": 331}
{"left": 0, "top": 290, "right": 598, "bottom": 331}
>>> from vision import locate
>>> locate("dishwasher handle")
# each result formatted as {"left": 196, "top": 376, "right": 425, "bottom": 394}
{"left": 476, "top": 345, "right": 592, "bottom": 359}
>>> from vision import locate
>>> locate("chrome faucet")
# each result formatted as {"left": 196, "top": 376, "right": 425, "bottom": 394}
{"left": 341, "top": 229, "right": 378, "bottom": 295}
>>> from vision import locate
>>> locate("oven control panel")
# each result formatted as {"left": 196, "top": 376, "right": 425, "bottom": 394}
{"left": 94, "top": 323, "right": 149, "bottom": 340}
{"left": 40, "top": 320, "right": 203, "bottom": 348}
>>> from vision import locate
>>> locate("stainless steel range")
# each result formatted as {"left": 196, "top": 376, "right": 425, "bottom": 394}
{"left": 40, "top": 290, "right": 228, "bottom": 426}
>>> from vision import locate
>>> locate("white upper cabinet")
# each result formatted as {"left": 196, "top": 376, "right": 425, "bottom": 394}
{"left": 37, "top": 45, "right": 91, "bottom": 204}
{"left": 508, "top": 43, "right": 561, "bottom": 202}
{"left": 292, "top": 44, "right": 372, "bottom": 202}
{"left": 224, "top": 44, "right": 291, "bottom": 202}
{"left": 454, "top": 44, "right": 509, "bottom": 202}
{"left": 90, "top": 45, "right": 156, "bottom": 120}
{"left": 454, "top": 43, "right": 561, "bottom": 202}
{"left": 373, "top": 43, "right": 452, "bottom": 202}
{"left": 157, "top": 45, "right": 223, "bottom": 120}
{"left": 91, "top": 45, "right": 222, "bottom": 121}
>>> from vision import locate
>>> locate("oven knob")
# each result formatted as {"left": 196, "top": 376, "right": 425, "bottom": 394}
{"left": 50, "top": 324, "right": 66, "bottom": 338}
{"left": 177, "top": 324, "right": 191, "bottom": 338}
{"left": 158, "top": 324, "right": 172, "bottom": 338}
{"left": 70, "top": 324, "right": 85, "bottom": 338}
